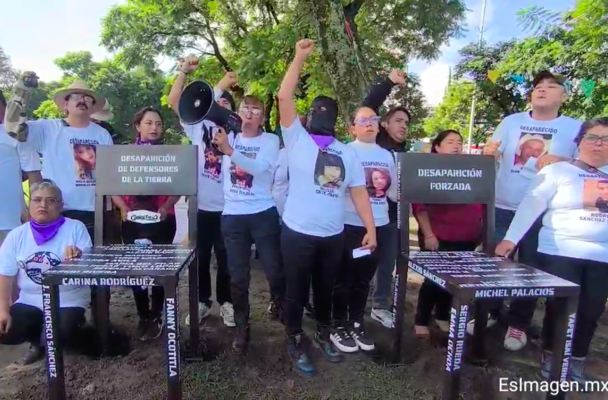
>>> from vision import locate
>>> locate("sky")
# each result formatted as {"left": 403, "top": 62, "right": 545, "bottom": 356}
{"left": 1, "top": 0, "right": 576, "bottom": 107}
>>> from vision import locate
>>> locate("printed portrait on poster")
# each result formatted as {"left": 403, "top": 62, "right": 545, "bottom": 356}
{"left": 365, "top": 167, "right": 391, "bottom": 198}
{"left": 73, "top": 143, "right": 97, "bottom": 180}
{"left": 582, "top": 179, "right": 608, "bottom": 213}
{"left": 203, "top": 146, "right": 222, "bottom": 177}
{"left": 230, "top": 163, "right": 254, "bottom": 189}
{"left": 514, "top": 133, "right": 552, "bottom": 166}
{"left": 314, "top": 151, "right": 345, "bottom": 189}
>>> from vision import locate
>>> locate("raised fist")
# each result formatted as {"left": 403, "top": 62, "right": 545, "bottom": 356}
{"left": 222, "top": 71, "right": 237, "bottom": 87}
{"left": 389, "top": 69, "right": 406, "bottom": 86}
{"left": 296, "top": 39, "right": 315, "bottom": 58}
{"left": 179, "top": 55, "right": 199, "bottom": 74}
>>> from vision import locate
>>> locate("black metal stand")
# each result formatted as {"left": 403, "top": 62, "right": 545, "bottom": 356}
{"left": 43, "top": 284, "right": 65, "bottom": 400}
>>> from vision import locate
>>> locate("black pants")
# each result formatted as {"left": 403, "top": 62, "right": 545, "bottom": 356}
{"left": 197, "top": 210, "right": 231, "bottom": 306}
{"left": 415, "top": 234, "right": 479, "bottom": 326}
{"left": 0, "top": 303, "right": 85, "bottom": 347}
{"left": 539, "top": 253, "right": 608, "bottom": 358}
{"left": 283, "top": 224, "right": 344, "bottom": 337}
{"left": 222, "top": 207, "right": 283, "bottom": 327}
{"left": 333, "top": 224, "right": 391, "bottom": 326}
{"left": 121, "top": 214, "right": 177, "bottom": 319}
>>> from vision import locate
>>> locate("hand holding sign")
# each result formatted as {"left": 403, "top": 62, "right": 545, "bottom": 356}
{"left": 495, "top": 240, "right": 515, "bottom": 258}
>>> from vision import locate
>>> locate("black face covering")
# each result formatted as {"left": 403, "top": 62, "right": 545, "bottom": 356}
{"left": 220, "top": 91, "right": 236, "bottom": 111}
{"left": 306, "top": 96, "right": 338, "bottom": 137}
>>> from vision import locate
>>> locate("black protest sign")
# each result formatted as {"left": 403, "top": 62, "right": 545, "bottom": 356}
{"left": 409, "top": 251, "right": 579, "bottom": 298}
{"left": 43, "top": 244, "right": 196, "bottom": 285}
{"left": 399, "top": 153, "right": 495, "bottom": 204}
{"left": 95, "top": 145, "right": 197, "bottom": 196}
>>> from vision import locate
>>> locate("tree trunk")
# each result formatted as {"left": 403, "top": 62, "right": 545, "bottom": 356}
{"left": 306, "top": 0, "right": 368, "bottom": 126}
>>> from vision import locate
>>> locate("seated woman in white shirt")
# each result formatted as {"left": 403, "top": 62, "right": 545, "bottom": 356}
{"left": 331, "top": 106, "right": 397, "bottom": 354}
{"left": 278, "top": 39, "right": 376, "bottom": 377}
{"left": 496, "top": 117, "right": 608, "bottom": 384}
{"left": 0, "top": 180, "right": 91, "bottom": 365}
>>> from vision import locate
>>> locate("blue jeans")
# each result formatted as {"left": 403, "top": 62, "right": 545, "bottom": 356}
{"left": 372, "top": 222, "right": 397, "bottom": 310}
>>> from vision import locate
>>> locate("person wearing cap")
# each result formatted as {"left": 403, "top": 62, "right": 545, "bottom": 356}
{"left": 278, "top": 39, "right": 376, "bottom": 376}
{"left": 14, "top": 78, "right": 113, "bottom": 240}
{"left": 473, "top": 70, "right": 582, "bottom": 351}
{"left": 359, "top": 69, "right": 408, "bottom": 329}
{"left": 167, "top": 57, "right": 237, "bottom": 330}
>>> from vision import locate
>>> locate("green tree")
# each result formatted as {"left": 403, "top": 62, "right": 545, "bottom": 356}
{"left": 100, "top": 0, "right": 467, "bottom": 126}
{"left": 32, "top": 51, "right": 179, "bottom": 144}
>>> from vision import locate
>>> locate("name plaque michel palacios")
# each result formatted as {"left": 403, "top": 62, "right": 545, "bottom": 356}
{"left": 398, "top": 153, "right": 495, "bottom": 204}
{"left": 95, "top": 145, "right": 198, "bottom": 196}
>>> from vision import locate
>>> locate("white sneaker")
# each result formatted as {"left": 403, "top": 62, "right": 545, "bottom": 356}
{"left": 220, "top": 302, "right": 236, "bottom": 327}
{"left": 370, "top": 308, "right": 394, "bottom": 329}
{"left": 185, "top": 302, "right": 211, "bottom": 326}
{"left": 503, "top": 326, "right": 527, "bottom": 351}
{"left": 466, "top": 315, "right": 498, "bottom": 335}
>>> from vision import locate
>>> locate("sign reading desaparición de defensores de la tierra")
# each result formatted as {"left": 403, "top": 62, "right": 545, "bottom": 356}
{"left": 118, "top": 154, "right": 178, "bottom": 184}
{"left": 418, "top": 168, "right": 483, "bottom": 191}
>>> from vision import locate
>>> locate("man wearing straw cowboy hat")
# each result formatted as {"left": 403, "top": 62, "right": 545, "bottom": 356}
{"left": 13, "top": 77, "right": 114, "bottom": 239}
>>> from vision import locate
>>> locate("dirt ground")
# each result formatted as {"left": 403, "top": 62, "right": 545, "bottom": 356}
{"left": 2, "top": 218, "right": 608, "bottom": 399}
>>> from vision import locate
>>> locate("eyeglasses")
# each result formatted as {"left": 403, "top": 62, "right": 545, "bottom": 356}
{"left": 354, "top": 116, "right": 380, "bottom": 126}
{"left": 238, "top": 107, "right": 262, "bottom": 117}
{"left": 31, "top": 197, "right": 61, "bottom": 206}
{"left": 69, "top": 93, "right": 95, "bottom": 104}
{"left": 582, "top": 134, "right": 608, "bottom": 146}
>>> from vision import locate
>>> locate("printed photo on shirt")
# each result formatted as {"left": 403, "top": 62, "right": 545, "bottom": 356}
{"left": 365, "top": 167, "right": 391, "bottom": 198}
{"left": 20, "top": 251, "right": 62, "bottom": 285}
{"left": 73, "top": 143, "right": 97, "bottom": 180}
{"left": 230, "top": 153, "right": 255, "bottom": 190}
{"left": 582, "top": 179, "right": 608, "bottom": 213}
{"left": 314, "top": 150, "right": 345, "bottom": 189}
{"left": 514, "top": 133, "right": 552, "bottom": 166}
{"left": 203, "top": 146, "right": 222, "bottom": 178}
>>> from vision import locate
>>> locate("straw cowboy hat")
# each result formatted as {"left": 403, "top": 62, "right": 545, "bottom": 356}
{"left": 53, "top": 80, "right": 106, "bottom": 113}
{"left": 91, "top": 100, "right": 114, "bottom": 121}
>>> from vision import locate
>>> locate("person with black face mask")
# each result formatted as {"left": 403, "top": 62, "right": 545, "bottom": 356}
{"left": 277, "top": 39, "right": 377, "bottom": 377}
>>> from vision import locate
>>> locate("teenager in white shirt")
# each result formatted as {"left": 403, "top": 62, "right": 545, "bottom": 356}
{"left": 278, "top": 39, "right": 376, "bottom": 377}
{"left": 0, "top": 91, "right": 42, "bottom": 244}
{"left": 496, "top": 118, "right": 608, "bottom": 384}
{"left": 473, "top": 71, "right": 582, "bottom": 349}
{"left": 212, "top": 93, "right": 283, "bottom": 355}
{"left": 167, "top": 60, "right": 236, "bottom": 328}
{"left": 331, "top": 106, "right": 397, "bottom": 354}
{"left": 21, "top": 79, "right": 114, "bottom": 240}
{"left": 0, "top": 180, "right": 91, "bottom": 365}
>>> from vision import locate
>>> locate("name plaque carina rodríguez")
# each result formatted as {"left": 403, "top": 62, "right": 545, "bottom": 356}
{"left": 95, "top": 145, "right": 198, "bottom": 196}
{"left": 408, "top": 251, "right": 579, "bottom": 298}
{"left": 398, "top": 153, "right": 495, "bottom": 204}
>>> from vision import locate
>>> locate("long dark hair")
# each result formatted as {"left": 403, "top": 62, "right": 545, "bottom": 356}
{"left": 431, "top": 130, "right": 462, "bottom": 153}
{"left": 574, "top": 117, "right": 608, "bottom": 146}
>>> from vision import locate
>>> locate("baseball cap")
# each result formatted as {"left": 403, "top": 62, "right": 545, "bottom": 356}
{"left": 532, "top": 70, "right": 567, "bottom": 89}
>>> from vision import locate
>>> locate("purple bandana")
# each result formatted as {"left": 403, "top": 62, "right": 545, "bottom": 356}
{"left": 310, "top": 134, "right": 334, "bottom": 150}
{"left": 30, "top": 216, "right": 66, "bottom": 246}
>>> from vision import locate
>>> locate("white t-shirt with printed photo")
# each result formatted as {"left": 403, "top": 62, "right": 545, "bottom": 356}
{"left": 26, "top": 119, "right": 113, "bottom": 212}
{"left": 0, "top": 218, "right": 92, "bottom": 310}
{"left": 280, "top": 119, "right": 366, "bottom": 237}
{"left": 0, "top": 126, "right": 41, "bottom": 230}
{"left": 221, "top": 132, "right": 279, "bottom": 215}
{"left": 180, "top": 120, "right": 231, "bottom": 212}
{"left": 344, "top": 140, "right": 397, "bottom": 227}
{"left": 492, "top": 112, "right": 582, "bottom": 211}
{"left": 504, "top": 162, "right": 608, "bottom": 264}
